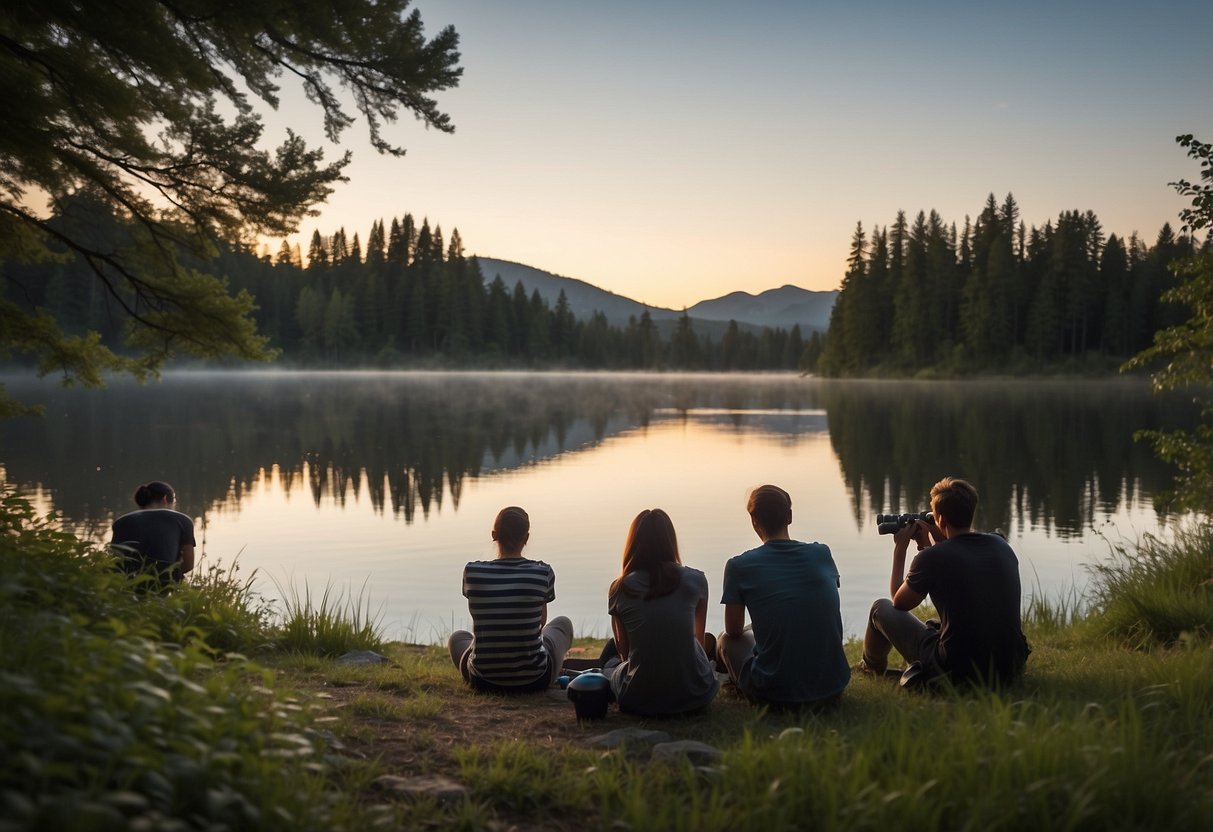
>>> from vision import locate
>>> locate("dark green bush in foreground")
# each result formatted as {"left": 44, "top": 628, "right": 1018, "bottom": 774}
{"left": 0, "top": 492, "right": 382, "bottom": 831}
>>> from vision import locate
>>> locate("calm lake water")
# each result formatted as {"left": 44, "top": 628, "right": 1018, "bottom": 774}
{"left": 0, "top": 371, "right": 1198, "bottom": 641}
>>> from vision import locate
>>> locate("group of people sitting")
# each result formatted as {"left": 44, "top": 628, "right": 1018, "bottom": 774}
{"left": 448, "top": 478, "right": 1031, "bottom": 715}
{"left": 111, "top": 476, "right": 1031, "bottom": 715}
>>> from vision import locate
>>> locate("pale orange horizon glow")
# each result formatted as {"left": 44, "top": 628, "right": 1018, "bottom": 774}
{"left": 250, "top": 1, "right": 1211, "bottom": 310}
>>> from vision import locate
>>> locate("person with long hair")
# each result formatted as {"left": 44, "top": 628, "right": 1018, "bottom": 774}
{"left": 448, "top": 506, "right": 574, "bottom": 693}
{"left": 601, "top": 508, "right": 719, "bottom": 715}
{"left": 110, "top": 480, "right": 196, "bottom": 582}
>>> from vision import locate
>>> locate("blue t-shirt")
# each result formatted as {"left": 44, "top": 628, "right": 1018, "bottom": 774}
{"left": 720, "top": 539, "right": 850, "bottom": 703}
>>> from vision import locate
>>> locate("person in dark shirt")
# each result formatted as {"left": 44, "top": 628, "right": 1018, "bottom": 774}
{"left": 111, "top": 481, "right": 196, "bottom": 582}
{"left": 859, "top": 477, "right": 1029, "bottom": 688}
{"left": 717, "top": 485, "right": 850, "bottom": 708}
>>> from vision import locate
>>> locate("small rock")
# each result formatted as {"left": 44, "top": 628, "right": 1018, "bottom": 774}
{"left": 337, "top": 650, "right": 391, "bottom": 665}
{"left": 587, "top": 727, "right": 672, "bottom": 749}
{"left": 651, "top": 740, "right": 723, "bottom": 765}
{"left": 373, "top": 775, "right": 468, "bottom": 805}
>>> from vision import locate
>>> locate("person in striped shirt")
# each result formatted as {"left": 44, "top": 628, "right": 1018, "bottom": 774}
{"left": 448, "top": 506, "right": 574, "bottom": 692}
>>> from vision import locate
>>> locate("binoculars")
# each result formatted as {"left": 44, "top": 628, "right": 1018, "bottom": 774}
{"left": 876, "top": 511, "right": 933, "bottom": 535}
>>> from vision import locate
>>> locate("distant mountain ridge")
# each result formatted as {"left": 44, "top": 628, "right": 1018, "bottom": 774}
{"left": 475, "top": 257, "right": 836, "bottom": 335}
{"left": 687, "top": 285, "right": 838, "bottom": 333}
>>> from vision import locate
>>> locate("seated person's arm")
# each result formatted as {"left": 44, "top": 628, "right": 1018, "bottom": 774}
{"left": 694, "top": 597, "right": 708, "bottom": 650}
{"left": 179, "top": 544, "right": 195, "bottom": 574}
{"left": 892, "top": 581, "right": 925, "bottom": 611}
{"left": 611, "top": 614, "right": 630, "bottom": 660}
{"left": 724, "top": 602, "right": 746, "bottom": 637}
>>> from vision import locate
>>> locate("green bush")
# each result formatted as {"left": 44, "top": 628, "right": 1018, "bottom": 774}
{"left": 0, "top": 490, "right": 384, "bottom": 831}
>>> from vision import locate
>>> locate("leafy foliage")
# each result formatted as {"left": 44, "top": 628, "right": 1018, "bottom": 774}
{"left": 0, "top": 490, "right": 385, "bottom": 830}
{"left": 1123, "top": 135, "right": 1213, "bottom": 511}
{"left": 1, "top": 0, "right": 462, "bottom": 408}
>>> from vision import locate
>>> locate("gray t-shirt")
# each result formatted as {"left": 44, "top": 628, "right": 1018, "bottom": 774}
{"left": 606, "top": 565, "right": 720, "bottom": 715}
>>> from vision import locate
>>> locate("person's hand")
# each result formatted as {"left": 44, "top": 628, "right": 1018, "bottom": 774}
{"left": 895, "top": 519, "right": 931, "bottom": 551}
{"left": 893, "top": 521, "right": 919, "bottom": 551}
{"left": 913, "top": 519, "right": 936, "bottom": 549}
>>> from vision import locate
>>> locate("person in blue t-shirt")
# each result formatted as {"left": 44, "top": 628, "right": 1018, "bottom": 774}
{"left": 717, "top": 484, "right": 850, "bottom": 708}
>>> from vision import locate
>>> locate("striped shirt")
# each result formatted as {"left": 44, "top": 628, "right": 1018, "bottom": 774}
{"left": 463, "top": 557, "right": 556, "bottom": 687}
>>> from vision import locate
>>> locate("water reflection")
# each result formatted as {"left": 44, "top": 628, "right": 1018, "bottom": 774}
{"left": 1, "top": 371, "right": 1197, "bottom": 640}
{"left": 819, "top": 379, "right": 1190, "bottom": 537}
{"left": 0, "top": 372, "right": 1193, "bottom": 540}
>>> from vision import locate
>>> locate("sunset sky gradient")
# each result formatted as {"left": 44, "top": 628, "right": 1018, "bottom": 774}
{"left": 265, "top": 0, "right": 1213, "bottom": 310}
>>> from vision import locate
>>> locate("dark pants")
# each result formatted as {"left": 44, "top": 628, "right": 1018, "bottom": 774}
{"left": 716, "top": 626, "right": 839, "bottom": 711}
{"left": 861, "top": 598, "right": 940, "bottom": 673}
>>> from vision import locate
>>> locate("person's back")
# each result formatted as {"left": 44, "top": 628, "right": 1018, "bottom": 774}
{"left": 718, "top": 485, "right": 850, "bottom": 707}
{"left": 462, "top": 555, "right": 554, "bottom": 686}
{"left": 110, "top": 481, "right": 195, "bottom": 582}
{"left": 609, "top": 565, "right": 719, "bottom": 714}
{"left": 905, "top": 531, "right": 1028, "bottom": 685}
{"left": 112, "top": 509, "right": 194, "bottom": 568}
{"left": 722, "top": 539, "right": 849, "bottom": 703}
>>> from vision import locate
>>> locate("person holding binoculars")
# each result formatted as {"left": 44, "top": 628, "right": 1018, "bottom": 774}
{"left": 858, "top": 477, "right": 1030, "bottom": 688}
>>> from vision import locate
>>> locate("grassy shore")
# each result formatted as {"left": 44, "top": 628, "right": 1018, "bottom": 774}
{"left": 2, "top": 489, "right": 1211, "bottom": 831}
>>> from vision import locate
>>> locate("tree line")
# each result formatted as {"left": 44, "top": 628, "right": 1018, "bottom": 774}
{"left": 4, "top": 195, "right": 816, "bottom": 373}
{"left": 199, "top": 210, "right": 816, "bottom": 371}
{"left": 817, "top": 193, "right": 1209, "bottom": 375}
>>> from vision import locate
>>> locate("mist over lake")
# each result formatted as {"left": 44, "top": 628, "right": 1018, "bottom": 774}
{"left": 0, "top": 371, "right": 1197, "bottom": 641}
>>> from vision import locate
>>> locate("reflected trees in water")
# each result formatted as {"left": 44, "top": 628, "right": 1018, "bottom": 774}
{"left": 0, "top": 373, "right": 1194, "bottom": 539}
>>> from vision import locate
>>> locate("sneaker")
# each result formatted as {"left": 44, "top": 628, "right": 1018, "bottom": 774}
{"left": 853, "top": 660, "right": 903, "bottom": 680}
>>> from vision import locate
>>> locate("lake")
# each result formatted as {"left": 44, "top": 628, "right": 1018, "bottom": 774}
{"left": 0, "top": 371, "right": 1198, "bottom": 642}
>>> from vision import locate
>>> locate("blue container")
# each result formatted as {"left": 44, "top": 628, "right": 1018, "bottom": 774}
{"left": 566, "top": 670, "right": 613, "bottom": 719}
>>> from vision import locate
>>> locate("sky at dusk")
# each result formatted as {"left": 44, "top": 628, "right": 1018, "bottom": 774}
{"left": 264, "top": 0, "right": 1213, "bottom": 310}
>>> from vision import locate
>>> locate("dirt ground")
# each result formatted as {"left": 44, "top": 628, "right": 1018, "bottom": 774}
{"left": 307, "top": 644, "right": 734, "bottom": 776}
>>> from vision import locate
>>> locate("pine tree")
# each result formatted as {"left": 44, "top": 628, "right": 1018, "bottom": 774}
{"left": 307, "top": 230, "right": 329, "bottom": 269}
{"left": 365, "top": 220, "right": 386, "bottom": 269}
{"left": 0, "top": 0, "right": 461, "bottom": 409}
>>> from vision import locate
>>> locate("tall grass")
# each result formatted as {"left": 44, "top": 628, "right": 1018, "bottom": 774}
{"left": 269, "top": 575, "right": 385, "bottom": 655}
{"left": 1086, "top": 521, "right": 1213, "bottom": 646}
